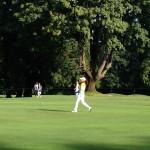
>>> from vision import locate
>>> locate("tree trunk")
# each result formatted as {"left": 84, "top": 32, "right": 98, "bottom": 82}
{"left": 6, "top": 90, "right": 12, "bottom": 98}
{"left": 23, "top": 88, "right": 32, "bottom": 97}
{"left": 16, "top": 89, "right": 23, "bottom": 97}
{"left": 87, "top": 78, "right": 96, "bottom": 92}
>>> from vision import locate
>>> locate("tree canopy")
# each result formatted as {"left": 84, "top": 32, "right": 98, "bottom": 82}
{"left": 0, "top": 0, "right": 149, "bottom": 97}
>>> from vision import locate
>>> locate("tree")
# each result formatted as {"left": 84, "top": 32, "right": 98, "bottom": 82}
{"left": 47, "top": 0, "right": 150, "bottom": 91}
{"left": 8, "top": 0, "right": 150, "bottom": 94}
{"left": 13, "top": 0, "right": 81, "bottom": 94}
{"left": 136, "top": 0, "right": 150, "bottom": 87}
{"left": 119, "top": 0, "right": 150, "bottom": 88}
{"left": 0, "top": 0, "right": 51, "bottom": 97}
{"left": 100, "top": 0, "right": 150, "bottom": 92}
{"left": 0, "top": 0, "right": 20, "bottom": 97}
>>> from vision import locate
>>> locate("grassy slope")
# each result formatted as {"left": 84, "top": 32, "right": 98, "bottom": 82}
{"left": 0, "top": 94, "right": 150, "bottom": 150}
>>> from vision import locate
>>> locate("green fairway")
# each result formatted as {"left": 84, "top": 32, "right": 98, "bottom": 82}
{"left": 0, "top": 94, "right": 150, "bottom": 150}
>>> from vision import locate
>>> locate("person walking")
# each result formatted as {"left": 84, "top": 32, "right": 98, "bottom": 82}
{"left": 74, "top": 81, "right": 79, "bottom": 97}
{"left": 38, "top": 83, "right": 42, "bottom": 97}
{"left": 72, "top": 77, "right": 92, "bottom": 113}
{"left": 34, "top": 82, "right": 38, "bottom": 97}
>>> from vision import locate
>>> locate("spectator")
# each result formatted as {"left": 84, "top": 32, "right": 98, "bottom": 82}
{"left": 34, "top": 82, "right": 38, "bottom": 97}
{"left": 38, "top": 83, "right": 42, "bottom": 97}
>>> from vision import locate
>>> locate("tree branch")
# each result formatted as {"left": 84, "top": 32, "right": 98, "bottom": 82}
{"left": 99, "top": 61, "right": 112, "bottom": 79}
{"left": 80, "top": 50, "right": 92, "bottom": 78}
{"left": 96, "top": 48, "right": 109, "bottom": 80}
{"left": 97, "top": 48, "right": 113, "bottom": 80}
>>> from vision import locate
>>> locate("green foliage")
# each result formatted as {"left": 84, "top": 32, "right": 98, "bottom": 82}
{"left": 141, "top": 59, "right": 150, "bottom": 86}
{"left": 14, "top": 2, "right": 48, "bottom": 23}
{"left": 49, "top": 38, "right": 80, "bottom": 88}
{"left": 102, "top": 72, "right": 121, "bottom": 88}
{"left": 0, "top": 0, "right": 150, "bottom": 94}
{"left": 107, "top": 36, "right": 125, "bottom": 50}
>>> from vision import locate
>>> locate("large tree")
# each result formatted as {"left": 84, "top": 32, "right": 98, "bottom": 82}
{"left": 0, "top": 0, "right": 52, "bottom": 97}
{"left": 137, "top": 0, "right": 150, "bottom": 87}
{"left": 46, "top": 0, "right": 150, "bottom": 91}
{"left": 11, "top": 0, "right": 150, "bottom": 93}
{"left": 13, "top": 0, "right": 81, "bottom": 93}
{"left": 96, "top": 0, "right": 150, "bottom": 92}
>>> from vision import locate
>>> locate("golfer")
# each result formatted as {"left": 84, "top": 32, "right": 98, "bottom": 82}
{"left": 72, "top": 77, "right": 92, "bottom": 113}
{"left": 38, "top": 83, "right": 42, "bottom": 97}
{"left": 74, "top": 81, "right": 79, "bottom": 97}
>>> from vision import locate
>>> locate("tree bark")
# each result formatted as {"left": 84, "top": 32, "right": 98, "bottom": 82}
{"left": 23, "top": 88, "right": 32, "bottom": 97}
{"left": 87, "top": 78, "right": 96, "bottom": 92}
{"left": 16, "top": 89, "right": 23, "bottom": 97}
{"left": 6, "top": 91, "right": 12, "bottom": 98}
{"left": 77, "top": 32, "right": 113, "bottom": 92}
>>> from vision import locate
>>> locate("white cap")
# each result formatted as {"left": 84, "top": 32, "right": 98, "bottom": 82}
{"left": 80, "top": 77, "right": 86, "bottom": 81}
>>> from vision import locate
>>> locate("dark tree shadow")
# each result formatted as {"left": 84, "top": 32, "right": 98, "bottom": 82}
{"left": 36, "top": 109, "right": 70, "bottom": 112}
{"left": 0, "top": 137, "right": 150, "bottom": 150}
{"left": 65, "top": 142, "right": 150, "bottom": 150}
{"left": 0, "top": 142, "right": 30, "bottom": 150}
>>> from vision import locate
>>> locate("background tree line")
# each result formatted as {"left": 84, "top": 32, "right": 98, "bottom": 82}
{"left": 0, "top": 0, "right": 149, "bottom": 97}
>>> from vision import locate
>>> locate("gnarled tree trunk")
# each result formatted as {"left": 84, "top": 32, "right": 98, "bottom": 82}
{"left": 78, "top": 36, "right": 113, "bottom": 92}
{"left": 87, "top": 78, "right": 96, "bottom": 92}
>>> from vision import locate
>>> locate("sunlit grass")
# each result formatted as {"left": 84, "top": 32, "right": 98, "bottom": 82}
{"left": 0, "top": 94, "right": 150, "bottom": 150}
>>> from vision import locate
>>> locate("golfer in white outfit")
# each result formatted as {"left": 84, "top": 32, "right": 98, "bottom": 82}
{"left": 72, "top": 77, "right": 92, "bottom": 113}
{"left": 74, "top": 81, "right": 79, "bottom": 97}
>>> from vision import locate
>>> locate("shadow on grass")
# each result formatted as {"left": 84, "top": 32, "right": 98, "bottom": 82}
{"left": 0, "top": 143, "right": 29, "bottom": 150}
{"left": 66, "top": 142, "right": 150, "bottom": 150}
{"left": 0, "top": 148, "right": 27, "bottom": 150}
{"left": 0, "top": 140, "right": 150, "bottom": 150}
{"left": 36, "top": 109, "right": 70, "bottom": 112}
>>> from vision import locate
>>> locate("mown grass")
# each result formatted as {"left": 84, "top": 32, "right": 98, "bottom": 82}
{"left": 0, "top": 94, "right": 150, "bottom": 150}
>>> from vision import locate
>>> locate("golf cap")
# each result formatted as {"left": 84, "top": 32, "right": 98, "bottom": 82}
{"left": 80, "top": 77, "right": 86, "bottom": 81}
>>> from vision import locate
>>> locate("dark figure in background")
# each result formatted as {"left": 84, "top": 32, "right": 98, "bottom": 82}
{"left": 38, "top": 83, "right": 42, "bottom": 97}
{"left": 34, "top": 82, "right": 38, "bottom": 97}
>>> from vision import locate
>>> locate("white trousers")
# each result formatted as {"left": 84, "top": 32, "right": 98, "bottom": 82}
{"left": 73, "top": 93, "right": 91, "bottom": 112}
